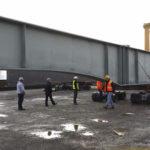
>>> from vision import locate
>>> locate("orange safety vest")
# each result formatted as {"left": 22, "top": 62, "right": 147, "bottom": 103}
{"left": 96, "top": 81, "right": 103, "bottom": 90}
{"left": 104, "top": 80, "right": 113, "bottom": 92}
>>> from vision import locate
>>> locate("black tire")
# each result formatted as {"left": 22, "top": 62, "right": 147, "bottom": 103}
{"left": 92, "top": 93, "right": 97, "bottom": 101}
{"left": 112, "top": 94, "right": 116, "bottom": 103}
{"left": 131, "top": 93, "right": 137, "bottom": 104}
{"left": 120, "top": 91, "right": 126, "bottom": 100}
{"left": 92, "top": 92, "right": 103, "bottom": 102}
{"left": 139, "top": 91, "right": 146, "bottom": 95}
{"left": 114, "top": 91, "right": 126, "bottom": 101}
{"left": 115, "top": 91, "right": 120, "bottom": 100}
{"left": 137, "top": 93, "right": 142, "bottom": 104}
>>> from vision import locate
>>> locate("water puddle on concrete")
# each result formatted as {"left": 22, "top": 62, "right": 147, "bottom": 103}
{"left": 0, "top": 125, "right": 8, "bottom": 130}
{"left": 0, "top": 102, "right": 5, "bottom": 106}
{"left": 82, "top": 131, "right": 94, "bottom": 136}
{"left": 0, "top": 114, "right": 8, "bottom": 117}
{"left": 31, "top": 96, "right": 72, "bottom": 101}
{"left": 122, "top": 113, "right": 135, "bottom": 116}
{"left": 92, "top": 119, "right": 109, "bottom": 123}
{"left": 111, "top": 146, "right": 150, "bottom": 150}
{"left": 31, "top": 112, "right": 50, "bottom": 119}
{"left": 61, "top": 123, "right": 86, "bottom": 132}
{"left": 30, "top": 124, "right": 50, "bottom": 128}
{"left": 31, "top": 130, "right": 62, "bottom": 139}
{"left": 31, "top": 98, "right": 45, "bottom": 101}
{"left": 53, "top": 96, "right": 69, "bottom": 99}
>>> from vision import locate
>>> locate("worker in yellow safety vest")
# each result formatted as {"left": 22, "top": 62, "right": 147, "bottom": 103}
{"left": 104, "top": 75, "right": 115, "bottom": 109}
{"left": 72, "top": 76, "right": 79, "bottom": 105}
{"left": 96, "top": 80, "right": 103, "bottom": 96}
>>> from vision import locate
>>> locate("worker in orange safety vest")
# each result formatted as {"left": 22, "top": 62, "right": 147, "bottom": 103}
{"left": 96, "top": 80, "right": 103, "bottom": 96}
{"left": 104, "top": 75, "right": 115, "bottom": 109}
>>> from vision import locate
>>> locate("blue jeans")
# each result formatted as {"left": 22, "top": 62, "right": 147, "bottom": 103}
{"left": 106, "top": 92, "right": 114, "bottom": 107}
{"left": 73, "top": 90, "right": 78, "bottom": 104}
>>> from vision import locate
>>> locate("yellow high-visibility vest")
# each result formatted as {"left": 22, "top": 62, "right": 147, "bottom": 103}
{"left": 72, "top": 80, "right": 79, "bottom": 90}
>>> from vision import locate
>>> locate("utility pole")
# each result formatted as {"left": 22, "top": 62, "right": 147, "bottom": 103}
{"left": 143, "top": 23, "right": 150, "bottom": 51}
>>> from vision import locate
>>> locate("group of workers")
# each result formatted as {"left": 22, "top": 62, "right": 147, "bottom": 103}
{"left": 97, "top": 75, "right": 115, "bottom": 109}
{"left": 16, "top": 74, "right": 114, "bottom": 111}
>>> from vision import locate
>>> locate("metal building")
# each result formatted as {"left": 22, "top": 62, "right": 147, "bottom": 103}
{"left": 0, "top": 17, "right": 150, "bottom": 85}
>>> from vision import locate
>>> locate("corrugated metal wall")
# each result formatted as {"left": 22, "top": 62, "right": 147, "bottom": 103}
{"left": 1, "top": 17, "right": 150, "bottom": 85}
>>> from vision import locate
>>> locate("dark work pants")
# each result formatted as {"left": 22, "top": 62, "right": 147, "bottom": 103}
{"left": 18, "top": 94, "right": 24, "bottom": 109}
{"left": 73, "top": 90, "right": 78, "bottom": 104}
{"left": 98, "top": 90, "right": 102, "bottom": 97}
{"left": 45, "top": 93, "right": 56, "bottom": 106}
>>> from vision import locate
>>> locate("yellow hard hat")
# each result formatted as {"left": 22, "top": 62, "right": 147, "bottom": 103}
{"left": 104, "top": 75, "right": 110, "bottom": 79}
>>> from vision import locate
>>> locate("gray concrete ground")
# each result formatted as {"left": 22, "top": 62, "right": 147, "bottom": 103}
{"left": 0, "top": 89, "right": 150, "bottom": 150}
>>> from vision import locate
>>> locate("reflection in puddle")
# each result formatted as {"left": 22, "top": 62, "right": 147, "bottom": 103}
{"left": 31, "top": 130, "right": 62, "bottom": 139}
{"left": 82, "top": 131, "right": 94, "bottom": 136}
{"left": 0, "top": 114, "right": 8, "bottom": 117}
{"left": 74, "top": 124, "right": 78, "bottom": 131}
{"left": 111, "top": 146, "right": 150, "bottom": 150}
{"left": 92, "top": 119, "right": 109, "bottom": 123}
{"left": 61, "top": 123, "right": 86, "bottom": 132}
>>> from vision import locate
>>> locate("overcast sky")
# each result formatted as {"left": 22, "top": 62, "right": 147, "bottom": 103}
{"left": 0, "top": 0, "right": 150, "bottom": 50}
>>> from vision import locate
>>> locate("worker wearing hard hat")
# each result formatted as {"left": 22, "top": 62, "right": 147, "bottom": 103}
{"left": 96, "top": 80, "right": 103, "bottom": 96}
{"left": 72, "top": 76, "right": 79, "bottom": 105}
{"left": 17, "top": 77, "right": 26, "bottom": 110}
{"left": 104, "top": 75, "right": 115, "bottom": 109}
{"left": 45, "top": 78, "right": 57, "bottom": 106}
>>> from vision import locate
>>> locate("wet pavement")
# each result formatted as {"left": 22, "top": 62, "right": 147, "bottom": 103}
{"left": 0, "top": 89, "right": 150, "bottom": 150}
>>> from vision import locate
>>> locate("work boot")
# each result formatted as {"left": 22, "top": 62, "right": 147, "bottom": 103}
{"left": 104, "top": 106, "right": 108, "bottom": 109}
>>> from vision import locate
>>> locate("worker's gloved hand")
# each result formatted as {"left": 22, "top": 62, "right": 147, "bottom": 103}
{"left": 103, "top": 92, "right": 107, "bottom": 96}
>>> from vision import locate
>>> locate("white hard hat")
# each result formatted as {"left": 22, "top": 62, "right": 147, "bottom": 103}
{"left": 73, "top": 76, "right": 78, "bottom": 79}
{"left": 19, "top": 77, "right": 24, "bottom": 81}
{"left": 47, "top": 77, "right": 51, "bottom": 81}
